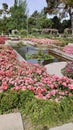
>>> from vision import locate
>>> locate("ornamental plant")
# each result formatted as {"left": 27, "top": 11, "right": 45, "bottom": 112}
{"left": 63, "top": 45, "right": 73, "bottom": 55}
{"left": 61, "top": 61, "right": 73, "bottom": 79}
{"left": 0, "top": 36, "right": 9, "bottom": 44}
{"left": 26, "top": 49, "right": 54, "bottom": 62}
{"left": 1, "top": 90, "right": 73, "bottom": 129}
{"left": 23, "top": 38, "right": 61, "bottom": 45}
{"left": 0, "top": 45, "right": 73, "bottom": 101}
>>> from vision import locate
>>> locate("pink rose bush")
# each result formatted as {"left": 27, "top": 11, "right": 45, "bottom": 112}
{"left": 61, "top": 61, "right": 73, "bottom": 79}
{"left": 0, "top": 36, "right": 10, "bottom": 44}
{"left": 0, "top": 45, "right": 73, "bottom": 101}
{"left": 23, "top": 38, "right": 61, "bottom": 46}
{"left": 63, "top": 45, "right": 73, "bottom": 55}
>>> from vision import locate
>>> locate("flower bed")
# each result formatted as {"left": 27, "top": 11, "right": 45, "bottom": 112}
{"left": 0, "top": 36, "right": 10, "bottom": 44}
{"left": 0, "top": 45, "right": 73, "bottom": 101}
{"left": 23, "top": 38, "right": 61, "bottom": 46}
{"left": 61, "top": 61, "right": 73, "bottom": 79}
{"left": 63, "top": 45, "right": 73, "bottom": 55}
{"left": 1, "top": 45, "right": 73, "bottom": 129}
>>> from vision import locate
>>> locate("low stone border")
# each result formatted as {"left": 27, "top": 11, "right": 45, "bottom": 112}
{"left": 0, "top": 112, "right": 24, "bottom": 130}
{"left": 49, "top": 122, "right": 73, "bottom": 130}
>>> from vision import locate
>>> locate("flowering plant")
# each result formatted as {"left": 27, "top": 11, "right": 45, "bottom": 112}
{"left": 0, "top": 45, "right": 73, "bottom": 101}
{"left": 63, "top": 45, "right": 73, "bottom": 55}
{"left": 23, "top": 38, "right": 61, "bottom": 45}
{"left": 0, "top": 36, "right": 9, "bottom": 44}
{"left": 61, "top": 61, "right": 73, "bottom": 79}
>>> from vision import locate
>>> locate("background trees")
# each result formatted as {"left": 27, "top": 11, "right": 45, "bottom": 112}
{"left": 45, "top": 0, "right": 73, "bottom": 35}
{"left": 10, "top": 0, "right": 27, "bottom": 30}
{"left": 0, "top": 0, "right": 27, "bottom": 34}
{"left": 0, "top": 0, "right": 72, "bottom": 36}
{"left": 0, "top": 3, "right": 10, "bottom": 34}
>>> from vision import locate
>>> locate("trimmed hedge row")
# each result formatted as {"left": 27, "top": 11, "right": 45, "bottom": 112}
{"left": 0, "top": 90, "right": 73, "bottom": 129}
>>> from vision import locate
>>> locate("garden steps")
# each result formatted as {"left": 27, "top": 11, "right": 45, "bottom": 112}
{"left": 49, "top": 122, "right": 73, "bottom": 130}
{"left": 0, "top": 112, "right": 24, "bottom": 130}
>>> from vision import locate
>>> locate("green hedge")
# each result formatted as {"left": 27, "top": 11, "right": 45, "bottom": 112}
{"left": 0, "top": 90, "right": 73, "bottom": 129}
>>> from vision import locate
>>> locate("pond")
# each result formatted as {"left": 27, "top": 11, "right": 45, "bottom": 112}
{"left": 13, "top": 45, "right": 64, "bottom": 65}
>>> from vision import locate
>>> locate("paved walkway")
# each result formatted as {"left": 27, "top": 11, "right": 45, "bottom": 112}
{"left": 45, "top": 62, "right": 67, "bottom": 77}
{"left": 0, "top": 113, "right": 24, "bottom": 130}
{"left": 50, "top": 122, "right": 73, "bottom": 130}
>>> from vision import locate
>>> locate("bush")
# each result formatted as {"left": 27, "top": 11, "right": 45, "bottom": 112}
{"left": 26, "top": 49, "right": 54, "bottom": 61}
{"left": 61, "top": 61, "right": 73, "bottom": 79}
{"left": 0, "top": 90, "right": 19, "bottom": 112}
{"left": 18, "top": 90, "right": 34, "bottom": 108}
{"left": 0, "top": 36, "right": 9, "bottom": 44}
{"left": 0, "top": 90, "right": 73, "bottom": 129}
{"left": 20, "top": 29, "right": 27, "bottom": 37}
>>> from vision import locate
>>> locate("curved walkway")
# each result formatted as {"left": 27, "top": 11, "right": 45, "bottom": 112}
{"left": 45, "top": 62, "right": 67, "bottom": 77}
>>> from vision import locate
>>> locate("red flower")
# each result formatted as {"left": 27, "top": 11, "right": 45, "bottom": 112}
{"left": 2, "top": 82, "right": 8, "bottom": 90}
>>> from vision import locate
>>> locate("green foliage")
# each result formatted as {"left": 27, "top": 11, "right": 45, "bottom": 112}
{"left": 26, "top": 49, "right": 54, "bottom": 61}
{"left": 40, "top": 18, "right": 53, "bottom": 28}
{"left": 10, "top": 0, "right": 27, "bottom": 30}
{"left": 18, "top": 90, "right": 34, "bottom": 108}
{"left": 61, "top": 61, "right": 73, "bottom": 79}
{"left": 0, "top": 0, "right": 27, "bottom": 34}
{"left": 45, "top": 0, "right": 73, "bottom": 35}
{"left": 0, "top": 90, "right": 73, "bottom": 129}
{"left": 19, "top": 29, "right": 27, "bottom": 37}
{"left": 0, "top": 90, "right": 19, "bottom": 112}
{"left": 52, "top": 16, "right": 61, "bottom": 31}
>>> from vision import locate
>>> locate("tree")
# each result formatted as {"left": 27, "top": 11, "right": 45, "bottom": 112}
{"left": 0, "top": 3, "right": 10, "bottom": 34}
{"left": 10, "top": 0, "right": 27, "bottom": 30}
{"left": 28, "top": 9, "right": 47, "bottom": 30}
{"left": 40, "top": 18, "right": 53, "bottom": 28}
{"left": 52, "top": 16, "right": 61, "bottom": 32}
{"left": 45, "top": 0, "right": 73, "bottom": 36}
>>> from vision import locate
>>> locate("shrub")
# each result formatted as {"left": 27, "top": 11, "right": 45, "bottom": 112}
{"left": 20, "top": 29, "right": 27, "bottom": 37}
{"left": 63, "top": 45, "right": 73, "bottom": 55}
{"left": 26, "top": 49, "right": 54, "bottom": 61}
{"left": 0, "top": 90, "right": 73, "bottom": 129}
{"left": 0, "top": 36, "right": 9, "bottom": 44}
{"left": 0, "top": 90, "right": 19, "bottom": 112}
{"left": 61, "top": 61, "right": 73, "bottom": 79}
{"left": 18, "top": 90, "right": 34, "bottom": 108}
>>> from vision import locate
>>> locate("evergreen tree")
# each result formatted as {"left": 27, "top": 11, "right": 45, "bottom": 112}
{"left": 45, "top": 0, "right": 73, "bottom": 35}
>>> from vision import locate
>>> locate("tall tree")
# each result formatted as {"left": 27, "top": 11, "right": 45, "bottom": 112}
{"left": 10, "top": 0, "right": 27, "bottom": 30}
{"left": 45, "top": 0, "right": 73, "bottom": 36}
{"left": 0, "top": 3, "right": 10, "bottom": 34}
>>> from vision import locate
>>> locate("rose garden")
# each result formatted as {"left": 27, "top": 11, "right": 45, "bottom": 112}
{"left": 0, "top": 35, "right": 73, "bottom": 130}
{"left": 0, "top": 0, "right": 73, "bottom": 129}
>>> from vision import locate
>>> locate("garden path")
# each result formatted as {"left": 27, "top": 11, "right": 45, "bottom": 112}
{"left": 50, "top": 122, "right": 73, "bottom": 130}
{"left": 0, "top": 113, "right": 24, "bottom": 130}
{"left": 45, "top": 62, "right": 67, "bottom": 77}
